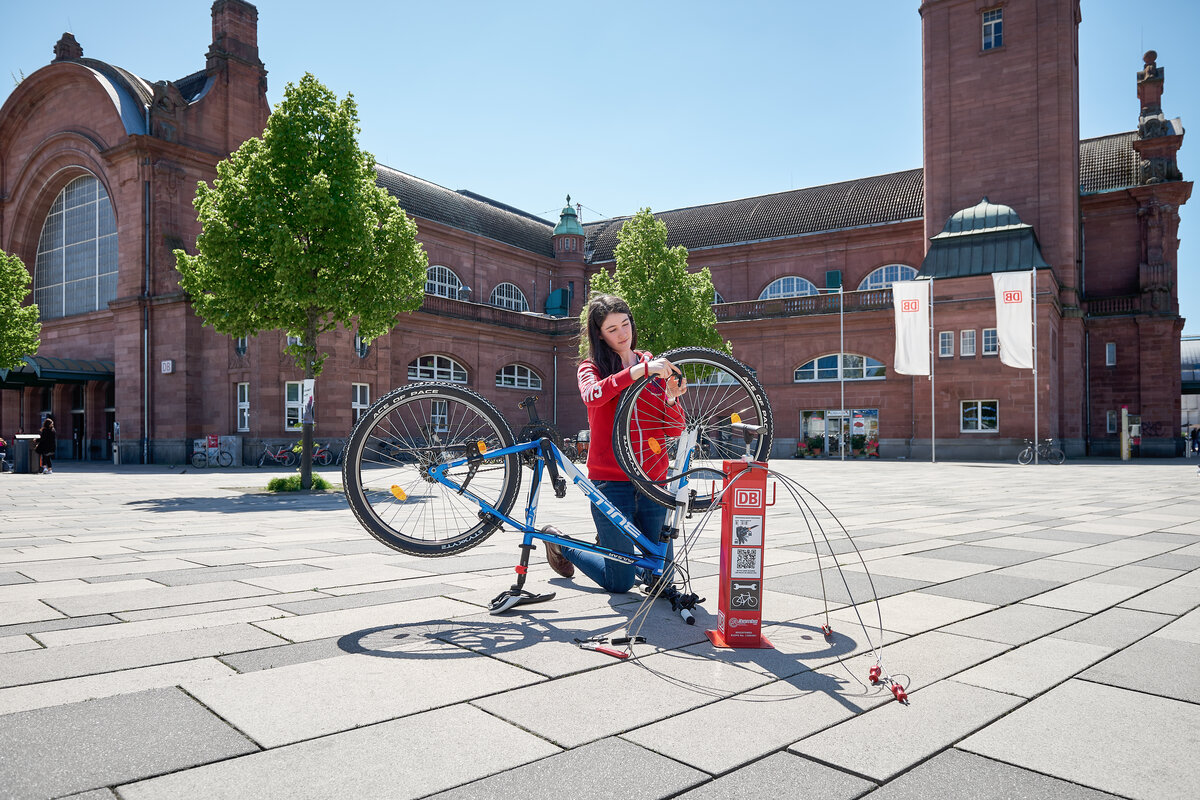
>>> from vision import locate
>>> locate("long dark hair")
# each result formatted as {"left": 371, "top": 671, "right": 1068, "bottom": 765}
{"left": 581, "top": 293, "right": 636, "bottom": 378}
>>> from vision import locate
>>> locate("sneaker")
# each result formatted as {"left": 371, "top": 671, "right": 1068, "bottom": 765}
{"left": 542, "top": 527, "right": 575, "bottom": 578}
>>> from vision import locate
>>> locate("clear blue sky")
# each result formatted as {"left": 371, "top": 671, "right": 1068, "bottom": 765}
{"left": 3, "top": 1, "right": 1197, "bottom": 332}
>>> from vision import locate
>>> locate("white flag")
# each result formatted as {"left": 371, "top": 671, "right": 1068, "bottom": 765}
{"left": 892, "top": 280, "right": 930, "bottom": 376}
{"left": 992, "top": 271, "right": 1034, "bottom": 369}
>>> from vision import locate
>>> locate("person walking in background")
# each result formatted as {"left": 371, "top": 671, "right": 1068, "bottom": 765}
{"left": 1191, "top": 427, "right": 1199, "bottom": 457}
{"left": 35, "top": 418, "right": 56, "bottom": 474}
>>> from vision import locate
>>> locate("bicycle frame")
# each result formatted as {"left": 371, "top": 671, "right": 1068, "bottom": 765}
{"left": 428, "top": 428, "right": 700, "bottom": 577}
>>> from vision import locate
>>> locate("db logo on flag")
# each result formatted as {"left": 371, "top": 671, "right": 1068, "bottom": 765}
{"left": 901, "top": 299, "right": 920, "bottom": 312}
{"left": 734, "top": 488, "right": 762, "bottom": 508}
{"left": 1003, "top": 290, "right": 1023, "bottom": 304}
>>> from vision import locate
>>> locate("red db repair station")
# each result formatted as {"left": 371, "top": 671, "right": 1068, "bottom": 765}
{"left": 706, "top": 461, "right": 773, "bottom": 649}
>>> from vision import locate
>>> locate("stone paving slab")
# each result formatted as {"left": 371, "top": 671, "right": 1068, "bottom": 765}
{"left": 918, "top": 544, "right": 1046, "bottom": 567}
{"left": 0, "top": 571, "right": 33, "bottom": 585}
{"left": 0, "top": 658, "right": 236, "bottom": 716}
{"left": 621, "top": 667, "right": 883, "bottom": 774}
{"left": 770, "top": 570, "right": 933, "bottom": 604}
{"left": 959, "top": 679, "right": 1200, "bottom": 800}
{"left": 41, "top": 580, "right": 278, "bottom": 616}
{"left": 0, "top": 687, "right": 257, "bottom": 800}
{"left": 790, "top": 679, "right": 1023, "bottom": 782}
{"left": 117, "top": 703, "right": 561, "bottom": 800}
{"left": 1079, "top": 635, "right": 1200, "bottom": 704}
{"left": 827, "top": 592, "right": 995, "bottom": 635}
{"left": 472, "top": 650, "right": 769, "bottom": 748}
{"left": 1153, "top": 607, "right": 1200, "bottom": 644}
{"left": 428, "top": 736, "right": 708, "bottom": 799}
{"left": 1118, "top": 577, "right": 1200, "bottom": 616}
{"left": 0, "top": 623, "right": 285, "bottom": 688}
{"left": 916, "top": 572, "right": 1059, "bottom": 605}
{"left": 858, "top": 748, "right": 1124, "bottom": 799}
{"left": 84, "top": 562, "right": 318, "bottom": 587}
{"left": 33, "top": 605, "right": 292, "bottom": 647}
{"left": 0, "top": 598, "right": 64, "bottom": 625}
{"left": 185, "top": 647, "right": 543, "bottom": 747}
{"left": 1049, "top": 606, "right": 1174, "bottom": 649}
{"left": 676, "top": 752, "right": 875, "bottom": 800}
{"left": 250, "top": 596, "right": 481, "bottom": 642}
{"left": 1021, "top": 580, "right": 1147, "bottom": 613}
{"left": 938, "top": 603, "right": 1086, "bottom": 646}
{"left": 953, "top": 635, "right": 1113, "bottom": 698}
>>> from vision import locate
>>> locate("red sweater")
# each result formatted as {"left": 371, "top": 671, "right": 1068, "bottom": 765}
{"left": 578, "top": 351, "right": 685, "bottom": 482}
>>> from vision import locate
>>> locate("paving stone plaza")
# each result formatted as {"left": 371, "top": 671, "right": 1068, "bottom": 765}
{"left": 0, "top": 458, "right": 1198, "bottom": 799}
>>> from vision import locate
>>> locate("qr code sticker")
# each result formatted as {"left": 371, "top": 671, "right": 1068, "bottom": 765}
{"left": 732, "top": 547, "right": 761, "bottom": 578}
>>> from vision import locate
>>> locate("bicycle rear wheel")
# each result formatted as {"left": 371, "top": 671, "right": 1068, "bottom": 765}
{"left": 190, "top": 452, "right": 206, "bottom": 469}
{"left": 1047, "top": 447, "right": 1065, "bottom": 465}
{"left": 217, "top": 451, "right": 233, "bottom": 468}
{"left": 343, "top": 383, "right": 521, "bottom": 556}
{"left": 613, "top": 347, "right": 773, "bottom": 509}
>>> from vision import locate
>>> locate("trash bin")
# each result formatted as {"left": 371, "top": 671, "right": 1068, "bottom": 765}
{"left": 13, "top": 434, "right": 40, "bottom": 474}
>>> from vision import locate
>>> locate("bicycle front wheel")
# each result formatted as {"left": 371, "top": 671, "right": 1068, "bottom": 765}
{"left": 343, "top": 383, "right": 521, "bottom": 556}
{"left": 1017, "top": 447, "right": 1034, "bottom": 465}
{"left": 190, "top": 452, "right": 207, "bottom": 469}
{"left": 613, "top": 347, "right": 773, "bottom": 509}
{"left": 217, "top": 451, "right": 233, "bottom": 468}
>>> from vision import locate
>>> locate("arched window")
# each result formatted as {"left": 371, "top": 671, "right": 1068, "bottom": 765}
{"left": 425, "top": 265, "right": 464, "bottom": 298}
{"left": 857, "top": 264, "right": 917, "bottom": 291}
{"left": 794, "top": 354, "right": 886, "bottom": 382}
{"left": 758, "top": 276, "right": 818, "bottom": 300}
{"left": 34, "top": 174, "right": 118, "bottom": 319}
{"left": 490, "top": 282, "right": 529, "bottom": 312}
{"left": 408, "top": 354, "right": 468, "bottom": 383}
{"left": 495, "top": 363, "right": 542, "bottom": 389}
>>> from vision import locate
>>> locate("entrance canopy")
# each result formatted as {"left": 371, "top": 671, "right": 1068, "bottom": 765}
{"left": 919, "top": 197, "right": 1050, "bottom": 279}
{"left": 0, "top": 355, "right": 115, "bottom": 388}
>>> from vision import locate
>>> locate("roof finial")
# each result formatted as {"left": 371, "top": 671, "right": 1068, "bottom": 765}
{"left": 566, "top": 194, "right": 571, "bottom": 205}
{"left": 53, "top": 32, "right": 83, "bottom": 62}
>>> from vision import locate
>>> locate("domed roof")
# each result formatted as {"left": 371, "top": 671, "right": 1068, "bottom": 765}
{"left": 552, "top": 195, "right": 584, "bottom": 237}
{"left": 938, "top": 197, "right": 1029, "bottom": 236}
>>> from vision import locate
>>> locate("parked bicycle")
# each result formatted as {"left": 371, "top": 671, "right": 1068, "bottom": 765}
{"left": 292, "top": 440, "right": 335, "bottom": 466}
{"left": 1017, "top": 438, "right": 1065, "bottom": 465}
{"left": 191, "top": 447, "right": 232, "bottom": 468}
{"left": 257, "top": 442, "right": 297, "bottom": 468}
{"left": 342, "top": 347, "right": 773, "bottom": 614}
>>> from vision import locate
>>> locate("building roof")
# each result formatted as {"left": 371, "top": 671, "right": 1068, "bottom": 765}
{"left": 583, "top": 169, "right": 925, "bottom": 263}
{"left": 375, "top": 165, "right": 555, "bottom": 256}
{"left": 1080, "top": 131, "right": 1141, "bottom": 194}
{"left": 919, "top": 198, "right": 1050, "bottom": 279}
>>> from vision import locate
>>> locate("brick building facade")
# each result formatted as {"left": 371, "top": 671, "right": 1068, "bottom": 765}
{"left": 0, "top": 0, "right": 1190, "bottom": 463}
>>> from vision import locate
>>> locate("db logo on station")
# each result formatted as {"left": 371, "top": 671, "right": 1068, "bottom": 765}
{"left": 1003, "top": 290, "right": 1022, "bottom": 304}
{"left": 901, "top": 299, "right": 920, "bottom": 312}
{"left": 734, "top": 488, "right": 762, "bottom": 509}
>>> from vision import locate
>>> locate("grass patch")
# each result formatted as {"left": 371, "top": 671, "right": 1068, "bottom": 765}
{"left": 266, "top": 473, "right": 333, "bottom": 492}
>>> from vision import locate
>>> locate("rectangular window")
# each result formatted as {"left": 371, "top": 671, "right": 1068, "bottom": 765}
{"left": 982, "top": 328, "right": 999, "bottom": 355}
{"left": 982, "top": 7, "right": 1003, "bottom": 50}
{"left": 1105, "top": 342, "right": 1116, "bottom": 366}
{"left": 939, "top": 331, "right": 954, "bottom": 358}
{"left": 960, "top": 329, "right": 976, "bottom": 357}
{"left": 1107, "top": 410, "right": 1118, "bottom": 434}
{"left": 236, "top": 382, "right": 250, "bottom": 432}
{"left": 285, "top": 381, "right": 302, "bottom": 431}
{"left": 352, "top": 383, "right": 370, "bottom": 422}
{"left": 430, "top": 399, "right": 449, "bottom": 433}
{"left": 961, "top": 400, "right": 999, "bottom": 432}
{"left": 235, "top": 336, "right": 248, "bottom": 356}
{"left": 286, "top": 335, "right": 302, "bottom": 347}
{"left": 825, "top": 270, "right": 842, "bottom": 290}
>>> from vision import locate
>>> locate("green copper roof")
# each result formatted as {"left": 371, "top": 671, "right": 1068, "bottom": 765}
{"left": 919, "top": 198, "right": 1050, "bottom": 278}
{"left": 553, "top": 195, "right": 584, "bottom": 236}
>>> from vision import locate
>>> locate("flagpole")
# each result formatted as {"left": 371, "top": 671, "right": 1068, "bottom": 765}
{"left": 929, "top": 277, "right": 936, "bottom": 464}
{"left": 1032, "top": 269, "right": 1038, "bottom": 465}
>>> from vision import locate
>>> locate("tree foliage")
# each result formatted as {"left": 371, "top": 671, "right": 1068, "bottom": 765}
{"left": 175, "top": 73, "right": 427, "bottom": 379}
{"left": 584, "top": 208, "right": 726, "bottom": 357}
{"left": 0, "top": 248, "right": 40, "bottom": 370}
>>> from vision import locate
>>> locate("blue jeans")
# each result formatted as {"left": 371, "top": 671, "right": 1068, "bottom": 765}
{"left": 562, "top": 480, "right": 672, "bottom": 593}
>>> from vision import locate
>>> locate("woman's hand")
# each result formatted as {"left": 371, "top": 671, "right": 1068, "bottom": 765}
{"left": 644, "top": 357, "right": 677, "bottom": 380}
{"left": 664, "top": 371, "right": 688, "bottom": 403}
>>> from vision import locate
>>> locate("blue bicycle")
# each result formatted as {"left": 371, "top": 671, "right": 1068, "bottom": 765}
{"left": 342, "top": 347, "right": 773, "bottom": 613}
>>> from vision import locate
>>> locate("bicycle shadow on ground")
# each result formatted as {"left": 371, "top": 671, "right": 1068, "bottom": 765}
{"left": 125, "top": 492, "right": 348, "bottom": 514}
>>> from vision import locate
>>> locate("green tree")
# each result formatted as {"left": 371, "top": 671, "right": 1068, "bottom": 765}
{"left": 176, "top": 73, "right": 427, "bottom": 488}
{"left": 0, "top": 248, "right": 40, "bottom": 370}
{"left": 584, "top": 208, "right": 726, "bottom": 357}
